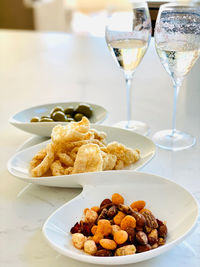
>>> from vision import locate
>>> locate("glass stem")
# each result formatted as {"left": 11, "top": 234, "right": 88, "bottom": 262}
{"left": 125, "top": 73, "right": 133, "bottom": 129}
{"left": 171, "top": 79, "right": 182, "bottom": 136}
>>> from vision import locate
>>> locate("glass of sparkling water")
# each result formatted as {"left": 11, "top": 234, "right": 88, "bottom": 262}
{"left": 153, "top": 3, "right": 200, "bottom": 151}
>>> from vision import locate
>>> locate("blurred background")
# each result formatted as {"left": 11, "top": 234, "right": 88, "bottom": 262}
{"left": 0, "top": 0, "right": 199, "bottom": 36}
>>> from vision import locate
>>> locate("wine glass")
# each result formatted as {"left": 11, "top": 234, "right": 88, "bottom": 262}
{"left": 105, "top": 1, "right": 151, "bottom": 135}
{"left": 153, "top": 3, "right": 200, "bottom": 151}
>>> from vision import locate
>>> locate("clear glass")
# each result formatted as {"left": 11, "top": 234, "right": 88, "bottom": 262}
{"left": 153, "top": 3, "right": 200, "bottom": 151}
{"left": 105, "top": 1, "right": 152, "bottom": 135}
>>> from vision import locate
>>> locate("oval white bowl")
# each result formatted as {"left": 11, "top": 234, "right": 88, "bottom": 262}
{"left": 7, "top": 125, "right": 155, "bottom": 187}
{"left": 9, "top": 102, "right": 108, "bottom": 136}
{"left": 42, "top": 171, "right": 199, "bottom": 265}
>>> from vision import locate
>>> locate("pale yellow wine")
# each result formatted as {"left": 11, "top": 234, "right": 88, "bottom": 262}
{"left": 108, "top": 39, "right": 148, "bottom": 72}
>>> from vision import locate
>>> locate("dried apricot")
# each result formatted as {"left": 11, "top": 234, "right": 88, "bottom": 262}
{"left": 97, "top": 219, "right": 112, "bottom": 236}
{"left": 93, "top": 232, "right": 104, "bottom": 243}
{"left": 100, "top": 239, "right": 117, "bottom": 250}
{"left": 120, "top": 215, "right": 136, "bottom": 230}
{"left": 91, "top": 225, "right": 98, "bottom": 235}
{"left": 112, "top": 193, "right": 124, "bottom": 205}
{"left": 130, "top": 200, "right": 146, "bottom": 211}
{"left": 113, "top": 211, "right": 126, "bottom": 225}
{"left": 114, "top": 230, "right": 128, "bottom": 245}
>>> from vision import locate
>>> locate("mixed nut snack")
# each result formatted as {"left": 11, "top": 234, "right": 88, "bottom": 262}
{"left": 70, "top": 193, "right": 167, "bottom": 257}
{"left": 29, "top": 117, "right": 140, "bottom": 177}
{"left": 30, "top": 103, "right": 93, "bottom": 123}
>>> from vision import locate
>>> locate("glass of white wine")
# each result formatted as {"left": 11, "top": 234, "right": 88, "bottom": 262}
{"left": 153, "top": 3, "right": 200, "bottom": 151}
{"left": 105, "top": 1, "right": 151, "bottom": 135}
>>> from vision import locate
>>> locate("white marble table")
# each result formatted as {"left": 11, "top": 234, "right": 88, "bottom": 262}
{"left": 0, "top": 30, "right": 200, "bottom": 267}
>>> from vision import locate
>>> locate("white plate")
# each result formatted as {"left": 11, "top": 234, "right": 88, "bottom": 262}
{"left": 7, "top": 125, "right": 155, "bottom": 188}
{"left": 9, "top": 102, "right": 108, "bottom": 136}
{"left": 42, "top": 171, "right": 199, "bottom": 265}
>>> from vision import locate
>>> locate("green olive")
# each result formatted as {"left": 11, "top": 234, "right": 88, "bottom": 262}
{"left": 30, "top": 117, "right": 40, "bottom": 122}
{"left": 51, "top": 111, "right": 67, "bottom": 121}
{"left": 40, "top": 115, "right": 51, "bottom": 119}
{"left": 74, "top": 113, "right": 84, "bottom": 121}
{"left": 50, "top": 106, "right": 64, "bottom": 118}
{"left": 40, "top": 118, "right": 54, "bottom": 122}
{"left": 74, "top": 103, "right": 93, "bottom": 118}
{"left": 64, "top": 107, "right": 74, "bottom": 116}
{"left": 66, "top": 117, "right": 75, "bottom": 122}
{"left": 66, "top": 114, "right": 72, "bottom": 119}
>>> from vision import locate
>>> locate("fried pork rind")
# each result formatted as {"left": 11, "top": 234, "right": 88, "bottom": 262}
{"left": 50, "top": 160, "right": 65, "bottom": 176}
{"left": 106, "top": 142, "right": 140, "bottom": 166}
{"left": 72, "top": 144, "right": 103, "bottom": 174}
{"left": 29, "top": 117, "right": 140, "bottom": 177}
{"left": 57, "top": 152, "right": 74, "bottom": 167}
{"left": 30, "top": 143, "right": 55, "bottom": 177}
{"left": 51, "top": 117, "right": 90, "bottom": 144}
{"left": 101, "top": 151, "right": 117, "bottom": 171}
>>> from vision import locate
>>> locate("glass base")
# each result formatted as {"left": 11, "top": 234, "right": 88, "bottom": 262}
{"left": 112, "top": 120, "right": 150, "bottom": 136}
{"left": 152, "top": 129, "right": 196, "bottom": 151}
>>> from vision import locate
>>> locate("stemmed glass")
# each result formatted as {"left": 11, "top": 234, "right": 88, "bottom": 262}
{"left": 153, "top": 3, "right": 200, "bottom": 151}
{"left": 105, "top": 1, "right": 151, "bottom": 135}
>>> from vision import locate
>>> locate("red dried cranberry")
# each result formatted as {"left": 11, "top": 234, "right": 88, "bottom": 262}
{"left": 70, "top": 222, "right": 81, "bottom": 234}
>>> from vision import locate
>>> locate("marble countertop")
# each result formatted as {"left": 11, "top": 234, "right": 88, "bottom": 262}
{"left": 0, "top": 30, "right": 200, "bottom": 267}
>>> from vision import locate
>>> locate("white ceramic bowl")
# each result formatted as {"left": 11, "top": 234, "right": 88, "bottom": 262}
{"left": 9, "top": 102, "right": 108, "bottom": 136}
{"left": 7, "top": 124, "right": 155, "bottom": 187}
{"left": 42, "top": 171, "right": 199, "bottom": 265}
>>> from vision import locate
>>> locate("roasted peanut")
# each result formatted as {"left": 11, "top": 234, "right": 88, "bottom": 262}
{"left": 115, "top": 245, "right": 136, "bottom": 256}
{"left": 148, "top": 229, "right": 158, "bottom": 245}
{"left": 84, "top": 240, "right": 97, "bottom": 255}
{"left": 120, "top": 215, "right": 136, "bottom": 230}
{"left": 136, "top": 231, "right": 148, "bottom": 245}
{"left": 113, "top": 211, "right": 126, "bottom": 225}
{"left": 114, "top": 230, "right": 128, "bottom": 244}
{"left": 72, "top": 233, "right": 86, "bottom": 249}
{"left": 130, "top": 200, "right": 146, "bottom": 211}
{"left": 112, "top": 193, "right": 124, "bottom": 205}
{"left": 136, "top": 244, "right": 151, "bottom": 253}
{"left": 100, "top": 239, "right": 117, "bottom": 250}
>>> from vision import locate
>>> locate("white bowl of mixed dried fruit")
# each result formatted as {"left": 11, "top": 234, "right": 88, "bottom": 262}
{"left": 42, "top": 171, "right": 198, "bottom": 265}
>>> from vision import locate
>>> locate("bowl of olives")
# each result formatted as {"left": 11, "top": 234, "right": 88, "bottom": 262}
{"left": 9, "top": 102, "right": 107, "bottom": 137}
